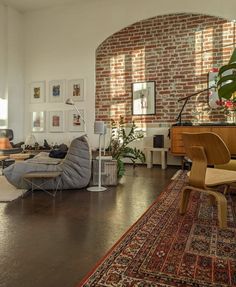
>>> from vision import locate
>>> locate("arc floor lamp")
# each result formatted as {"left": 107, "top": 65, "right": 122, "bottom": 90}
{"left": 65, "top": 98, "right": 86, "bottom": 131}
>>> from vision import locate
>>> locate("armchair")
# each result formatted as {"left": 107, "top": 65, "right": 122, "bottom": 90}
{"left": 0, "top": 129, "right": 24, "bottom": 155}
{"left": 0, "top": 129, "right": 24, "bottom": 171}
{"left": 179, "top": 132, "right": 236, "bottom": 228}
{"left": 3, "top": 135, "right": 91, "bottom": 191}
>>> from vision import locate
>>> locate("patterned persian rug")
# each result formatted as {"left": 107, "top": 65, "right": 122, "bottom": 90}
{"left": 78, "top": 171, "right": 236, "bottom": 287}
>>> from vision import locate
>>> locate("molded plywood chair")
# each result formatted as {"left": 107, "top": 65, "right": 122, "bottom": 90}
{"left": 179, "top": 132, "right": 236, "bottom": 228}
{"left": 0, "top": 129, "right": 23, "bottom": 155}
{"left": 0, "top": 129, "right": 24, "bottom": 171}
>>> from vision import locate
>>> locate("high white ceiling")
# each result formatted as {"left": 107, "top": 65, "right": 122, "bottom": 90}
{"left": 0, "top": 0, "right": 77, "bottom": 12}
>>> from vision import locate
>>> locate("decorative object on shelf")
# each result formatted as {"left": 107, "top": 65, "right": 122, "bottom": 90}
{"left": 208, "top": 68, "right": 219, "bottom": 109}
{"left": 217, "top": 48, "right": 236, "bottom": 100}
{"left": 87, "top": 121, "right": 107, "bottom": 192}
{"left": 31, "top": 111, "right": 45, "bottom": 132}
{"left": 65, "top": 98, "right": 86, "bottom": 132}
{"left": 43, "top": 139, "right": 51, "bottom": 150}
{"left": 132, "top": 81, "right": 156, "bottom": 115}
{"left": 153, "top": 134, "right": 164, "bottom": 148}
{"left": 30, "top": 81, "right": 45, "bottom": 103}
{"left": 68, "top": 79, "right": 84, "bottom": 102}
{"left": 215, "top": 97, "right": 236, "bottom": 113}
{"left": 25, "top": 133, "right": 37, "bottom": 147}
{"left": 48, "top": 79, "right": 65, "bottom": 103}
{"left": 48, "top": 111, "right": 64, "bottom": 132}
{"left": 108, "top": 116, "right": 145, "bottom": 178}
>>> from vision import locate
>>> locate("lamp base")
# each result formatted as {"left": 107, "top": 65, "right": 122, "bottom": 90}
{"left": 87, "top": 186, "right": 107, "bottom": 192}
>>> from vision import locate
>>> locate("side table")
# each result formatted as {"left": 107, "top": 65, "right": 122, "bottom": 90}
{"left": 144, "top": 147, "right": 169, "bottom": 169}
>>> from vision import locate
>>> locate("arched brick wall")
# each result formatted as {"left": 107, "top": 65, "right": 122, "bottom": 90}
{"left": 96, "top": 13, "right": 235, "bottom": 124}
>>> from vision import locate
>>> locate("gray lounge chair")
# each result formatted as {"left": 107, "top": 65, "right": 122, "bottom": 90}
{"left": 3, "top": 135, "right": 91, "bottom": 190}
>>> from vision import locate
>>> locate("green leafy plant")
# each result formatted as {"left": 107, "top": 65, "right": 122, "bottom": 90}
{"left": 108, "top": 116, "right": 145, "bottom": 178}
{"left": 217, "top": 48, "right": 236, "bottom": 100}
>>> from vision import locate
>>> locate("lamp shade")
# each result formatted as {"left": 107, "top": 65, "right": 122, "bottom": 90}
{"left": 65, "top": 98, "right": 74, "bottom": 105}
{"left": 25, "top": 134, "right": 36, "bottom": 147}
{"left": 94, "top": 121, "right": 106, "bottom": 134}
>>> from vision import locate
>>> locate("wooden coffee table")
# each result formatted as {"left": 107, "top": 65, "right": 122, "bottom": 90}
{"left": 0, "top": 153, "right": 31, "bottom": 174}
{"left": 10, "top": 153, "right": 31, "bottom": 161}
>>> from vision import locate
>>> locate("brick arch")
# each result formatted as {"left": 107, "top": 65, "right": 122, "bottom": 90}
{"left": 95, "top": 13, "right": 235, "bottom": 124}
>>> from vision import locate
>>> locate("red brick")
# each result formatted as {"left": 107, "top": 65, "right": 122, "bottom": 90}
{"left": 96, "top": 13, "right": 234, "bottom": 123}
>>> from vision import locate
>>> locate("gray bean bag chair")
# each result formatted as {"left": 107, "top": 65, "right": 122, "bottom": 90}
{"left": 3, "top": 135, "right": 91, "bottom": 190}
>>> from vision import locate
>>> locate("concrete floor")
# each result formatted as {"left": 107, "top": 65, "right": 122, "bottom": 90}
{"left": 0, "top": 165, "right": 178, "bottom": 287}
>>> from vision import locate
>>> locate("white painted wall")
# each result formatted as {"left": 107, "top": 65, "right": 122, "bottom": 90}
{"left": 0, "top": 4, "right": 7, "bottom": 126}
{"left": 7, "top": 7, "right": 24, "bottom": 142}
{"left": 20, "top": 0, "right": 236, "bottom": 162}
{"left": 0, "top": 3, "right": 24, "bottom": 142}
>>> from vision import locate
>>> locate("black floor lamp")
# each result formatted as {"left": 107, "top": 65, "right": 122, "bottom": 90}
{"left": 176, "top": 86, "right": 217, "bottom": 125}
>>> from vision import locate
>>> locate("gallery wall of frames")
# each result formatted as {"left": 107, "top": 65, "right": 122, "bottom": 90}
{"left": 30, "top": 79, "right": 85, "bottom": 133}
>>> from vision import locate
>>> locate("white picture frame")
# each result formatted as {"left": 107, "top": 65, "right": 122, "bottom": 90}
{"left": 48, "top": 80, "right": 65, "bottom": 103}
{"left": 132, "top": 81, "right": 156, "bottom": 115}
{"left": 68, "top": 79, "right": 84, "bottom": 102}
{"left": 67, "top": 109, "right": 85, "bottom": 132}
{"left": 32, "top": 111, "right": 45, "bottom": 132}
{"left": 30, "top": 81, "right": 45, "bottom": 103}
{"left": 48, "top": 111, "right": 64, "bottom": 132}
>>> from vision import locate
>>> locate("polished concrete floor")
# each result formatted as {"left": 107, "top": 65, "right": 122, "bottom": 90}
{"left": 0, "top": 165, "right": 178, "bottom": 287}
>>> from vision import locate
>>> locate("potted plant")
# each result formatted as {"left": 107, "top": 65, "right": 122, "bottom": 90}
{"left": 108, "top": 116, "right": 145, "bottom": 178}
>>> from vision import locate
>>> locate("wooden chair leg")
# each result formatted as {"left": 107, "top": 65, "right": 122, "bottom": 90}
{"left": 209, "top": 194, "right": 216, "bottom": 206}
{"left": 214, "top": 193, "right": 228, "bottom": 229}
{"left": 223, "top": 185, "right": 230, "bottom": 195}
{"left": 205, "top": 189, "right": 227, "bottom": 229}
{"left": 179, "top": 185, "right": 228, "bottom": 228}
{"left": 179, "top": 186, "right": 192, "bottom": 214}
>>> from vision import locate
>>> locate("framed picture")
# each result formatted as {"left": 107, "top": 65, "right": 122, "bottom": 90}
{"left": 132, "top": 81, "right": 156, "bottom": 115}
{"left": 48, "top": 80, "right": 65, "bottom": 103}
{"left": 48, "top": 111, "right": 64, "bottom": 132}
{"left": 68, "top": 109, "right": 85, "bottom": 132}
{"left": 68, "top": 79, "right": 84, "bottom": 102}
{"left": 30, "top": 81, "right": 45, "bottom": 103}
{"left": 208, "top": 69, "right": 219, "bottom": 109}
{"left": 32, "top": 111, "right": 45, "bottom": 132}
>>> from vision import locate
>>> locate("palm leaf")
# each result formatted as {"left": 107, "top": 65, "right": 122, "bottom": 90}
{"left": 217, "top": 63, "right": 236, "bottom": 100}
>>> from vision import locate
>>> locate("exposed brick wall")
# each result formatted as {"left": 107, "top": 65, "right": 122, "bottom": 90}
{"left": 96, "top": 13, "right": 236, "bottom": 124}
